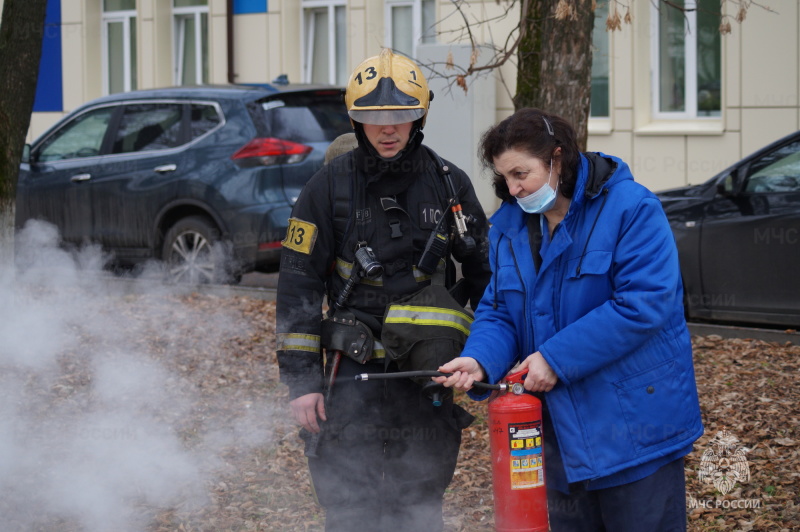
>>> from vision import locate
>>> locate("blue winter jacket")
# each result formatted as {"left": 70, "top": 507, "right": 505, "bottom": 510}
{"left": 464, "top": 152, "right": 703, "bottom": 484}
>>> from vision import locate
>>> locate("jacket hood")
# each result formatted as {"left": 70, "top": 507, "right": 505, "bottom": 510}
{"left": 490, "top": 152, "right": 629, "bottom": 235}
{"left": 582, "top": 151, "right": 619, "bottom": 198}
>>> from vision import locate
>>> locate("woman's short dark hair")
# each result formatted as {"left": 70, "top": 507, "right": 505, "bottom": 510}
{"left": 479, "top": 108, "right": 581, "bottom": 202}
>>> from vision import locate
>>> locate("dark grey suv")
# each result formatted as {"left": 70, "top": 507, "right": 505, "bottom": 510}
{"left": 16, "top": 83, "right": 351, "bottom": 283}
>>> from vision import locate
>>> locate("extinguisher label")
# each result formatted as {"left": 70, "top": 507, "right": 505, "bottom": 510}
{"left": 508, "top": 421, "right": 545, "bottom": 490}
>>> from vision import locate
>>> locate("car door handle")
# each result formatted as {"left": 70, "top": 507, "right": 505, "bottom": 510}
{"left": 70, "top": 173, "right": 91, "bottom": 182}
{"left": 154, "top": 164, "right": 177, "bottom": 173}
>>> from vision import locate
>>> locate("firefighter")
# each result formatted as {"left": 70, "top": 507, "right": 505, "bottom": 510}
{"left": 276, "top": 49, "right": 491, "bottom": 532}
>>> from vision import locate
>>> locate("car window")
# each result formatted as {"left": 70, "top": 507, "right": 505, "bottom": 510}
{"left": 190, "top": 103, "right": 222, "bottom": 139}
{"left": 248, "top": 92, "right": 352, "bottom": 143}
{"left": 36, "top": 106, "right": 115, "bottom": 162}
{"left": 745, "top": 140, "right": 800, "bottom": 193}
{"left": 111, "top": 103, "right": 184, "bottom": 154}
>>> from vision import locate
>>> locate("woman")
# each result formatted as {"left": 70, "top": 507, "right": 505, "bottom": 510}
{"left": 436, "top": 108, "right": 703, "bottom": 531}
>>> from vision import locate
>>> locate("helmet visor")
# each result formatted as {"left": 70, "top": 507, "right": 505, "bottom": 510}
{"left": 349, "top": 108, "right": 426, "bottom": 126}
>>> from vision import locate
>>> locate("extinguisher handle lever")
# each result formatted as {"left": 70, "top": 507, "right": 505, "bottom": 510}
{"left": 504, "top": 369, "right": 529, "bottom": 385}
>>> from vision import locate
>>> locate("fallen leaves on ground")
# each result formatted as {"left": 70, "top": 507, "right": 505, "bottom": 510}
{"left": 2, "top": 291, "right": 798, "bottom": 531}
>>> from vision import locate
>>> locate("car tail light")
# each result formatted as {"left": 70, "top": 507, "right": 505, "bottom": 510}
{"left": 259, "top": 241, "right": 283, "bottom": 251}
{"left": 232, "top": 138, "right": 313, "bottom": 167}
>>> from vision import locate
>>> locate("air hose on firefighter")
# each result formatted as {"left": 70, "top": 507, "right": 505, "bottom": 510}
{"left": 417, "top": 147, "right": 477, "bottom": 273}
{"left": 430, "top": 148, "right": 475, "bottom": 256}
{"left": 355, "top": 369, "right": 550, "bottom": 532}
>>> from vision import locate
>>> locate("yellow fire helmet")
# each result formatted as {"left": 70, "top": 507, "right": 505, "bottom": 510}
{"left": 345, "top": 48, "right": 433, "bottom": 127}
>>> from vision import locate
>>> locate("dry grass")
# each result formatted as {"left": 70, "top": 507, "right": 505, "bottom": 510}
{"left": 1, "top": 291, "right": 797, "bottom": 531}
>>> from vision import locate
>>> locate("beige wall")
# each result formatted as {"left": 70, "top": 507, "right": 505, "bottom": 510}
{"left": 588, "top": 0, "right": 800, "bottom": 191}
{"left": 18, "top": 0, "right": 800, "bottom": 193}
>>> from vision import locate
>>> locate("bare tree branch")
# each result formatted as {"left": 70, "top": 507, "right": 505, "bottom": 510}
{"left": 417, "top": 0, "right": 776, "bottom": 100}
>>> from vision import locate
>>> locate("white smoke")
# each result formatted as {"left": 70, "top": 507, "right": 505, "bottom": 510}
{"left": 0, "top": 220, "right": 278, "bottom": 531}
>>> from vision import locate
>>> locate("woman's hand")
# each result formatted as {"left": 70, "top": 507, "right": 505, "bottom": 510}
{"left": 516, "top": 352, "right": 558, "bottom": 392}
{"left": 433, "top": 357, "right": 485, "bottom": 391}
{"left": 290, "top": 392, "right": 326, "bottom": 433}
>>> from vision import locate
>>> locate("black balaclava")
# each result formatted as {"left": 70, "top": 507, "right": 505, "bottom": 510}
{"left": 353, "top": 119, "right": 427, "bottom": 196}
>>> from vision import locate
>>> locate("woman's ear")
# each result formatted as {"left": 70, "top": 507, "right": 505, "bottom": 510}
{"left": 552, "top": 147, "right": 563, "bottom": 177}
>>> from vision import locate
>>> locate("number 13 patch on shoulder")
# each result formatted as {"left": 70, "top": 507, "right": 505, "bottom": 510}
{"left": 282, "top": 218, "right": 318, "bottom": 255}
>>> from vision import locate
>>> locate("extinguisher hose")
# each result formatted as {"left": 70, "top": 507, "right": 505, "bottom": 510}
{"left": 354, "top": 370, "right": 507, "bottom": 390}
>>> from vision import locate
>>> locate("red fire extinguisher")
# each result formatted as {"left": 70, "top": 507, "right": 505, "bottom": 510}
{"left": 489, "top": 369, "right": 549, "bottom": 531}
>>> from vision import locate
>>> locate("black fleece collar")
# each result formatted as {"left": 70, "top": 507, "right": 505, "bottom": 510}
{"left": 582, "top": 152, "right": 617, "bottom": 199}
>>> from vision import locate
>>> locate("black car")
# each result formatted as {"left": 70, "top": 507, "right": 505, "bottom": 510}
{"left": 16, "top": 83, "right": 352, "bottom": 283}
{"left": 657, "top": 130, "right": 800, "bottom": 327}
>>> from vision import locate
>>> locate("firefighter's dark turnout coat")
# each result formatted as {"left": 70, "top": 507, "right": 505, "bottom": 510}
{"left": 276, "top": 137, "right": 491, "bottom": 399}
{"left": 275, "top": 133, "right": 491, "bottom": 532}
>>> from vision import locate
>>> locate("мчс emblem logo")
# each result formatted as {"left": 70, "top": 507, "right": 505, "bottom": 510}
{"left": 698, "top": 429, "right": 751, "bottom": 495}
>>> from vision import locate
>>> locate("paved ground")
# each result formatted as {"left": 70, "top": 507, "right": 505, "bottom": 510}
{"left": 239, "top": 271, "right": 279, "bottom": 289}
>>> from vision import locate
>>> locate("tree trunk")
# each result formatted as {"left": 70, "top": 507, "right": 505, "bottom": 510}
{"left": 0, "top": 0, "right": 48, "bottom": 264}
{"left": 514, "top": 0, "right": 595, "bottom": 150}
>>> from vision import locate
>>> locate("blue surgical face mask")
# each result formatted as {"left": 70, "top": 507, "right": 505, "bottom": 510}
{"left": 516, "top": 159, "right": 558, "bottom": 214}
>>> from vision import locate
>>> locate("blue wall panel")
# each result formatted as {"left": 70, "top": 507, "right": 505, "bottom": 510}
{"left": 33, "top": 0, "right": 63, "bottom": 112}
{"left": 234, "top": 0, "right": 267, "bottom": 14}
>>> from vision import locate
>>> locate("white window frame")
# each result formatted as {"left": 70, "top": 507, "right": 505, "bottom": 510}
{"left": 173, "top": 3, "right": 209, "bottom": 85}
{"left": 385, "top": 0, "right": 436, "bottom": 58}
{"left": 102, "top": 8, "right": 137, "bottom": 95}
{"left": 589, "top": 1, "right": 611, "bottom": 123}
{"left": 650, "top": 0, "right": 719, "bottom": 120}
{"left": 302, "top": 0, "right": 347, "bottom": 85}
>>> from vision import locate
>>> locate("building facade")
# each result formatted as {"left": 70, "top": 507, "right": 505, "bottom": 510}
{"left": 7, "top": 0, "right": 799, "bottom": 210}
